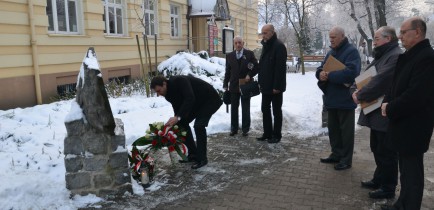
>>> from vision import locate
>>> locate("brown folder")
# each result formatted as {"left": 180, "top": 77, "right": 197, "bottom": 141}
{"left": 239, "top": 78, "right": 247, "bottom": 86}
{"left": 356, "top": 76, "right": 373, "bottom": 90}
{"left": 360, "top": 99, "right": 378, "bottom": 109}
{"left": 323, "top": 55, "right": 346, "bottom": 73}
{"left": 355, "top": 67, "right": 383, "bottom": 114}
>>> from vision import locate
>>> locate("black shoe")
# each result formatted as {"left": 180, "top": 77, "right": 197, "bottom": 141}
{"left": 191, "top": 160, "right": 208, "bottom": 169}
{"left": 256, "top": 136, "right": 271, "bottom": 141}
{"left": 229, "top": 131, "right": 237, "bottom": 136}
{"left": 334, "top": 163, "right": 351, "bottom": 170}
{"left": 242, "top": 132, "right": 248, "bottom": 137}
{"left": 320, "top": 157, "right": 340, "bottom": 164}
{"left": 267, "top": 138, "right": 281, "bottom": 143}
{"left": 369, "top": 188, "right": 395, "bottom": 199}
{"left": 361, "top": 180, "right": 380, "bottom": 189}
{"left": 380, "top": 204, "right": 397, "bottom": 210}
{"left": 178, "top": 156, "right": 196, "bottom": 163}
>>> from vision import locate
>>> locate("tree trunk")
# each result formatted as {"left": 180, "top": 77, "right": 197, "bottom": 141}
{"left": 349, "top": 0, "right": 369, "bottom": 41}
{"left": 374, "top": 0, "right": 387, "bottom": 27}
{"left": 298, "top": 40, "right": 305, "bottom": 75}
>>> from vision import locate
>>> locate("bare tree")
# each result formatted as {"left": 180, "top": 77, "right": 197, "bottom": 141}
{"left": 258, "top": 0, "right": 281, "bottom": 25}
{"left": 132, "top": 0, "right": 158, "bottom": 97}
{"left": 281, "top": 0, "right": 328, "bottom": 75}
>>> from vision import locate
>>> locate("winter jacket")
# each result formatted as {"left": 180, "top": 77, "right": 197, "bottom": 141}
{"left": 384, "top": 39, "right": 434, "bottom": 155}
{"left": 357, "top": 42, "right": 402, "bottom": 132}
{"left": 224, "top": 48, "right": 259, "bottom": 93}
{"left": 258, "top": 33, "right": 287, "bottom": 94}
{"left": 165, "top": 75, "right": 223, "bottom": 122}
{"left": 316, "top": 37, "right": 361, "bottom": 109}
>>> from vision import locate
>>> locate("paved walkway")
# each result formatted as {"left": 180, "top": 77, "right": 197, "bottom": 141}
{"left": 81, "top": 126, "right": 434, "bottom": 210}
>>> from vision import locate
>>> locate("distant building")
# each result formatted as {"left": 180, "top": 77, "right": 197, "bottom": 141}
{"left": 0, "top": 0, "right": 258, "bottom": 109}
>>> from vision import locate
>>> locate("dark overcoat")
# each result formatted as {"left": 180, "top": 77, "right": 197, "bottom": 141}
{"left": 223, "top": 49, "right": 259, "bottom": 93}
{"left": 357, "top": 42, "right": 402, "bottom": 132}
{"left": 384, "top": 39, "right": 434, "bottom": 155}
{"left": 165, "top": 75, "right": 222, "bottom": 122}
{"left": 258, "top": 33, "right": 287, "bottom": 94}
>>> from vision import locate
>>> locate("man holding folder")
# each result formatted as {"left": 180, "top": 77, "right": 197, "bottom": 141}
{"left": 315, "top": 26, "right": 361, "bottom": 170}
{"left": 352, "top": 26, "right": 401, "bottom": 200}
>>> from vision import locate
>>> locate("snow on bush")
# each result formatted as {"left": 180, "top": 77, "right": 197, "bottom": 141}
{"left": 157, "top": 51, "right": 226, "bottom": 92}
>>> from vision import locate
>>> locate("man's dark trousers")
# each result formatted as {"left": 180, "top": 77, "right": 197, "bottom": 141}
{"left": 327, "top": 109, "right": 354, "bottom": 165}
{"left": 261, "top": 92, "right": 283, "bottom": 139}
{"left": 179, "top": 101, "right": 221, "bottom": 162}
{"left": 370, "top": 130, "right": 398, "bottom": 191}
{"left": 393, "top": 153, "right": 424, "bottom": 210}
{"left": 230, "top": 92, "right": 250, "bottom": 134}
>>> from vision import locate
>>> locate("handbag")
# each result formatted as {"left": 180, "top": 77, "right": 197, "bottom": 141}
{"left": 240, "top": 80, "right": 260, "bottom": 98}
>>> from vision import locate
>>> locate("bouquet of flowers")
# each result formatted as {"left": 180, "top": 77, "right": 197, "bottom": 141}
{"left": 128, "top": 145, "right": 155, "bottom": 184}
{"left": 133, "top": 122, "right": 188, "bottom": 159}
{"left": 129, "top": 122, "right": 188, "bottom": 176}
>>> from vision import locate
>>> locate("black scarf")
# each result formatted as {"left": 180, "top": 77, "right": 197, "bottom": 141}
{"left": 372, "top": 41, "right": 399, "bottom": 60}
{"left": 260, "top": 33, "right": 277, "bottom": 58}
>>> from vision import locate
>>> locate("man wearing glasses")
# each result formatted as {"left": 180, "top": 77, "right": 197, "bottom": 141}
{"left": 380, "top": 17, "right": 434, "bottom": 210}
{"left": 353, "top": 26, "right": 401, "bottom": 200}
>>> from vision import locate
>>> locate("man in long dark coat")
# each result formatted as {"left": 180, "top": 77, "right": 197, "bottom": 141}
{"left": 151, "top": 75, "right": 222, "bottom": 169}
{"left": 380, "top": 17, "right": 434, "bottom": 210}
{"left": 256, "top": 24, "right": 287, "bottom": 144}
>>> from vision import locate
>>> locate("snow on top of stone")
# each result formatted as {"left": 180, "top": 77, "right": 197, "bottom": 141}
{"left": 64, "top": 100, "right": 84, "bottom": 123}
{"left": 113, "top": 146, "right": 127, "bottom": 153}
{"left": 84, "top": 49, "right": 100, "bottom": 71}
{"left": 76, "top": 49, "right": 101, "bottom": 88}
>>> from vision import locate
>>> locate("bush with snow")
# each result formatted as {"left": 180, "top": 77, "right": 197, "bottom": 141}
{"left": 157, "top": 51, "right": 226, "bottom": 92}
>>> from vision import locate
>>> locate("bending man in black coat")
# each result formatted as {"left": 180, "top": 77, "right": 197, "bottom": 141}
{"left": 223, "top": 36, "right": 258, "bottom": 137}
{"left": 256, "top": 24, "right": 287, "bottom": 144}
{"left": 380, "top": 17, "right": 434, "bottom": 210}
{"left": 151, "top": 75, "right": 223, "bottom": 169}
{"left": 352, "top": 26, "right": 401, "bottom": 199}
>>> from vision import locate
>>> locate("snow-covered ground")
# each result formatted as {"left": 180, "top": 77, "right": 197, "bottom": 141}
{"left": 0, "top": 52, "right": 337, "bottom": 209}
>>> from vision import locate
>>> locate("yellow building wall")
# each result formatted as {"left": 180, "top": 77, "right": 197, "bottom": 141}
{"left": 0, "top": 0, "right": 258, "bottom": 109}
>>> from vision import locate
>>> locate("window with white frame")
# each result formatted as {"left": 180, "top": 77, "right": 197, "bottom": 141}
{"left": 143, "top": 0, "right": 158, "bottom": 35}
{"left": 102, "top": 0, "right": 125, "bottom": 35}
{"left": 46, "top": 0, "right": 80, "bottom": 34}
{"left": 170, "top": 4, "right": 180, "bottom": 37}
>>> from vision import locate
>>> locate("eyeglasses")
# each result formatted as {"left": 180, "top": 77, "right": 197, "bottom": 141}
{"left": 399, "top": 28, "right": 416, "bottom": 36}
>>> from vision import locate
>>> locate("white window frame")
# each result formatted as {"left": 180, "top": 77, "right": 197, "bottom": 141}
{"left": 239, "top": 20, "right": 244, "bottom": 37}
{"left": 102, "top": 0, "right": 126, "bottom": 36}
{"left": 143, "top": 0, "right": 158, "bottom": 36}
{"left": 170, "top": 4, "right": 181, "bottom": 38}
{"left": 47, "top": 0, "right": 81, "bottom": 34}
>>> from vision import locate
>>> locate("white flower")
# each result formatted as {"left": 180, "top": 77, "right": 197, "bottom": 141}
{"left": 181, "top": 131, "right": 187, "bottom": 136}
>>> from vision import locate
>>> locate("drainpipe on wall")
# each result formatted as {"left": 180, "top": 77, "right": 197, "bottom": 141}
{"left": 28, "top": 0, "right": 42, "bottom": 104}
{"left": 187, "top": 0, "right": 191, "bottom": 51}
